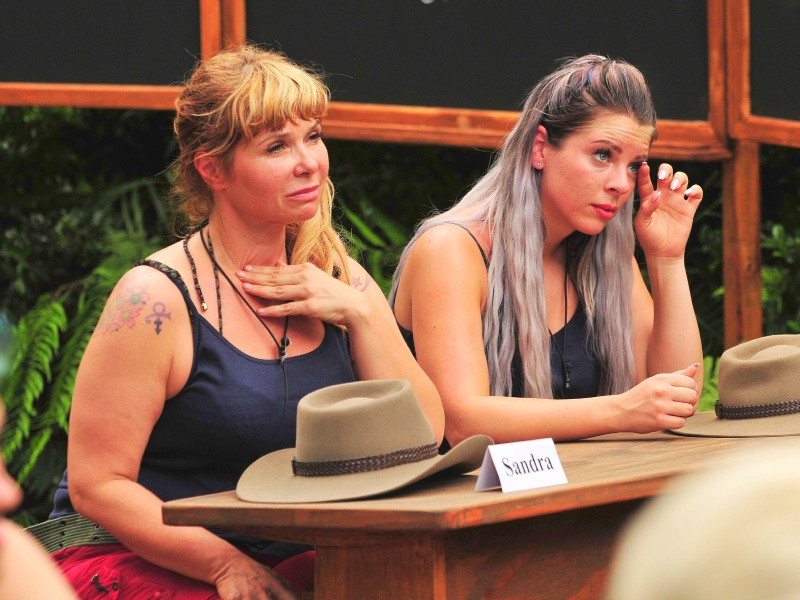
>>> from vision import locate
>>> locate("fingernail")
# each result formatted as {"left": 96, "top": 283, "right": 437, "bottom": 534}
{"left": 652, "top": 190, "right": 662, "bottom": 203}
{"left": 670, "top": 178, "right": 680, "bottom": 191}
{"left": 242, "top": 282, "right": 252, "bottom": 291}
{"left": 658, "top": 168, "right": 667, "bottom": 180}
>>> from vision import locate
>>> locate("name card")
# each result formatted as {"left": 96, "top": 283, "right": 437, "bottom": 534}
{"left": 475, "top": 438, "right": 567, "bottom": 493}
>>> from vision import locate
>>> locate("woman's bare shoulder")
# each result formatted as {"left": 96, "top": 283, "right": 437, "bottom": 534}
{"left": 408, "top": 223, "right": 489, "bottom": 272}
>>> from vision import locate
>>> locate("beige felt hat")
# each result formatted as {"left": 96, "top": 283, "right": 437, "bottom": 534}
{"left": 673, "top": 334, "right": 800, "bottom": 437}
{"left": 236, "top": 379, "right": 493, "bottom": 503}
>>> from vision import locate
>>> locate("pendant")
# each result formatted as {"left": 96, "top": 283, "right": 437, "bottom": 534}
{"left": 279, "top": 336, "right": 291, "bottom": 364}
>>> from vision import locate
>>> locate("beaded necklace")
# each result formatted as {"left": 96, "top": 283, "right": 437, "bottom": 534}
{"left": 548, "top": 245, "right": 571, "bottom": 393}
{"left": 183, "top": 224, "right": 291, "bottom": 363}
{"left": 183, "top": 224, "right": 291, "bottom": 445}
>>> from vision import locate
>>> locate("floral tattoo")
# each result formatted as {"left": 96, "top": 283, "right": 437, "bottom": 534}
{"left": 96, "top": 285, "right": 171, "bottom": 335}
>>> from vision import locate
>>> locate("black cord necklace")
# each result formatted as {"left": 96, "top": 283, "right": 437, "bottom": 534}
{"left": 549, "top": 246, "right": 571, "bottom": 392}
{"left": 198, "top": 228, "right": 291, "bottom": 363}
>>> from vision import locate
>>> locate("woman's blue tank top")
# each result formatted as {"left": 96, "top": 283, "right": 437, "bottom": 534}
{"left": 51, "top": 260, "right": 356, "bottom": 518}
{"left": 393, "top": 224, "right": 600, "bottom": 399}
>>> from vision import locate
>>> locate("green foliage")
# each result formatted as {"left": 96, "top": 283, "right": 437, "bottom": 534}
{"left": 2, "top": 296, "right": 67, "bottom": 463}
{"left": 1, "top": 177, "right": 171, "bottom": 321}
{"left": 683, "top": 166, "right": 725, "bottom": 358}
{"left": 759, "top": 145, "right": 800, "bottom": 336}
{"left": 336, "top": 196, "right": 410, "bottom": 294}
{"left": 761, "top": 224, "right": 800, "bottom": 334}
{"left": 698, "top": 355, "right": 720, "bottom": 413}
{"left": 0, "top": 168, "right": 173, "bottom": 523}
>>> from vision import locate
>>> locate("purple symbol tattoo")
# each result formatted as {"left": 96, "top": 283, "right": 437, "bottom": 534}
{"left": 145, "top": 302, "right": 171, "bottom": 335}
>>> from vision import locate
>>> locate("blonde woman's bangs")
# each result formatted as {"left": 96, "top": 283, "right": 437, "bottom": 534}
{"left": 232, "top": 64, "right": 329, "bottom": 139}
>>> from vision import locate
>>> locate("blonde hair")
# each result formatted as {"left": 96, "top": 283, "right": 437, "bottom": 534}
{"left": 391, "top": 55, "right": 657, "bottom": 398}
{"left": 171, "top": 44, "right": 350, "bottom": 281}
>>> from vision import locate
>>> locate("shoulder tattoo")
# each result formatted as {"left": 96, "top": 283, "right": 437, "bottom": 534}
{"left": 351, "top": 274, "right": 371, "bottom": 292}
{"left": 96, "top": 284, "right": 172, "bottom": 336}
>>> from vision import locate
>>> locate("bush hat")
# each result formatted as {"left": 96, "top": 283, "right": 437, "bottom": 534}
{"left": 673, "top": 334, "right": 800, "bottom": 437}
{"left": 237, "top": 379, "right": 493, "bottom": 503}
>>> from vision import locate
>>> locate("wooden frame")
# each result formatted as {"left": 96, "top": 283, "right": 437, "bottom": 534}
{"left": 234, "top": 0, "right": 731, "bottom": 158}
{"left": 1, "top": 0, "right": 783, "bottom": 347}
{"left": 726, "top": 1, "right": 800, "bottom": 148}
{"left": 0, "top": 0, "right": 222, "bottom": 110}
{"left": 720, "top": 0, "right": 800, "bottom": 346}
{"left": 0, "top": 0, "right": 729, "bottom": 160}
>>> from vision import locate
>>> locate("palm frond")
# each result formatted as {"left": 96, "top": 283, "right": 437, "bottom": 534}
{"left": 1, "top": 296, "right": 67, "bottom": 461}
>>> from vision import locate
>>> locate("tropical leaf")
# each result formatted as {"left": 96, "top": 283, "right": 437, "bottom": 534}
{"left": 337, "top": 200, "right": 386, "bottom": 247}
{"left": 41, "top": 281, "right": 108, "bottom": 432}
{"left": 698, "top": 355, "right": 720, "bottom": 413}
{"left": 1, "top": 296, "right": 67, "bottom": 461}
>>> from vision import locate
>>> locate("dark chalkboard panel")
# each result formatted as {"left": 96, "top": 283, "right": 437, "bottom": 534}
{"left": 750, "top": 1, "right": 800, "bottom": 122}
{"left": 246, "top": 0, "right": 708, "bottom": 120}
{"left": 0, "top": 0, "right": 200, "bottom": 86}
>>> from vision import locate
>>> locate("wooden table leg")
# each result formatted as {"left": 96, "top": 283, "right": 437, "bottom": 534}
{"left": 314, "top": 533, "right": 445, "bottom": 599}
{"left": 311, "top": 499, "right": 644, "bottom": 600}
{"left": 442, "top": 499, "right": 644, "bottom": 599}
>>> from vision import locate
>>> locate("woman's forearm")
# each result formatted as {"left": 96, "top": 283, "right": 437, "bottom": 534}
{"left": 346, "top": 296, "right": 445, "bottom": 442}
{"left": 71, "top": 478, "right": 245, "bottom": 588}
{"left": 645, "top": 256, "right": 703, "bottom": 384}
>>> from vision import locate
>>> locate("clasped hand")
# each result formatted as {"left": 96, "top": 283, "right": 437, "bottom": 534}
{"left": 238, "top": 262, "right": 368, "bottom": 327}
{"left": 634, "top": 162, "right": 703, "bottom": 260}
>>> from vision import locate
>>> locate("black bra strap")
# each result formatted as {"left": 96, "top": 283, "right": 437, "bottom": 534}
{"left": 444, "top": 222, "right": 490, "bottom": 269}
{"left": 134, "top": 259, "right": 196, "bottom": 323}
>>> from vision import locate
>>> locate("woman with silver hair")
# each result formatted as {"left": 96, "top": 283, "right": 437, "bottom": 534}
{"left": 390, "top": 55, "right": 703, "bottom": 446}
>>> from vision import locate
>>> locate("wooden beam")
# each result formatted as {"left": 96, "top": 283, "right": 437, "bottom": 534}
{"left": 707, "top": 0, "right": 728, "bottom": 140}
{"left": 722, "top": 139, "right": 762, "bottom": 348}
{"left": 725, "top": 0, "right": 800, "bottom": 149}
{"left": 222, "top": 0, "right": 246, "bottom": 49}
{"left": 199, "top": 0, "right": 222, "bottom": 59}
{"left": 0, "top": 82, "right": 181, "bottom": 110}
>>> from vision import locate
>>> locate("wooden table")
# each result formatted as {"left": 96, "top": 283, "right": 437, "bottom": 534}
{"left": 163, "top": 433, "right": 776, "bottom": 599}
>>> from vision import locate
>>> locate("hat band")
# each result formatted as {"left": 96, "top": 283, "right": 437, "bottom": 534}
{"left": 715, "top": 398, "right": 800, "bottom": 420}
{"left": 291, "top": 441, "right": 439, "bottom": 477}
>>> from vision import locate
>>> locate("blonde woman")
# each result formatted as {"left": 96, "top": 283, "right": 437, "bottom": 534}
{"left": 391, "top": 55, "right": 703, "bottom": 447}
{"left": 41, "top": 45, "right": 442, "bottom": 599}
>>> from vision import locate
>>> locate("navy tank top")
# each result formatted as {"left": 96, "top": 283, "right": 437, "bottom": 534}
{"left": 51, "top": 260, "right": 355, "bottom": 553}
{"left": 393, "top": 223, "right": 600, "bottom": 399}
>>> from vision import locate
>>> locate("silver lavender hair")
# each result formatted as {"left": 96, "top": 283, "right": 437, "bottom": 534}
{"left": 390, "top": 55, "right": 657, "bottom": 398}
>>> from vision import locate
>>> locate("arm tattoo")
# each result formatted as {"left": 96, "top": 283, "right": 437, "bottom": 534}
{"left": 351, "top": 275, "right": 370, "bottom": 292}
{"left": 96, "top": 285, "right": 170, "bottom": 335}
{"left": 144, "top": 302, "right": 172, "bottom": 335}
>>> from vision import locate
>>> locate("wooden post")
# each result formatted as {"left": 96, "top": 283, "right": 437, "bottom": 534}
{"left": 222, "top": 0, "right": 246, "bottom": 48}
{"left": 199, "top": 0, "right": 222, "bottom": 59}
{"left": 722, "top": 139, "right": 762, "bottom": 348}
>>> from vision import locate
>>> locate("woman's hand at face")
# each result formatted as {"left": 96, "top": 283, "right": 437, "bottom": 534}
{"left": 238, "top": 262, "right": 369, "bottom": 327}
{"left": 633, "top": 162, "right": 703, "bottom": 261}
{"left": 215, "top": 556, "right": 300, "bottom": 600}
{"left": 614, "top": 363, "right": 700, "bottom": 433}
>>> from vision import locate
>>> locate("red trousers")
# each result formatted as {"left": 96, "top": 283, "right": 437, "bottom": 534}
{"left": 52, "top": 543, "right": 314, "bottom": 599}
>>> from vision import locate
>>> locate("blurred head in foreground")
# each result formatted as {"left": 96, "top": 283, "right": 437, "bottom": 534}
{"left": 607, "top": 440, "right": 800, "bottom": 600}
